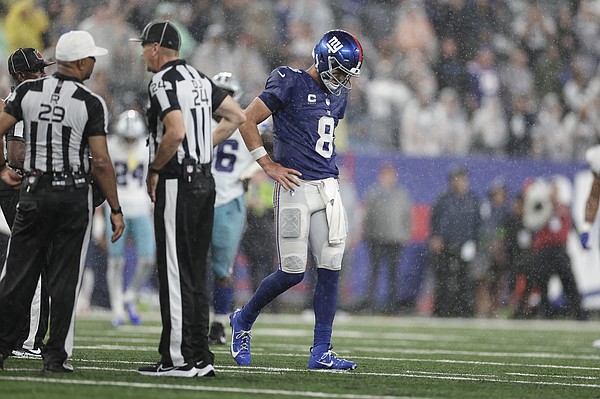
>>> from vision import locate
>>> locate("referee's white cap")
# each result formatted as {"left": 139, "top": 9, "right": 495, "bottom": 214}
{"left": 56, "top": 31, "right": 108, "bottom": 62}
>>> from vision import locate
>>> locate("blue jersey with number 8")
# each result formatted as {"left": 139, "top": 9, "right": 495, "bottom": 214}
{"left": 258, "top": 66, "right": 347, "bottom": 180}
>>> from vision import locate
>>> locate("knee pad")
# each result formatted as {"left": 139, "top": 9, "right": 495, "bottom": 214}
{"left": 280, "top": 242, "right": 308, "bottom": 273}
{"left": 282, "top": 255, "right": 306, "bottom": 272}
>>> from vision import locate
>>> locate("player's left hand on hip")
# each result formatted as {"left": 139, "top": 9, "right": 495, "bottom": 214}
{"left": 263, "top": 162, "right": 301, "bottom": 191}
{"left": 283, "top": 172, "right": 302, "bottom": 190}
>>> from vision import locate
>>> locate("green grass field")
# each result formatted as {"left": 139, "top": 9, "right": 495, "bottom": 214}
{"left": 1, "top": 311, "right": 599, "bottom": 399}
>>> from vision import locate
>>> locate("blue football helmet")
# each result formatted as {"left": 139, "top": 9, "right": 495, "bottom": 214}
{"left": 213, "top": 71, "right": 243, "bottom": 102}
{"left": 312, "top": 29, "right": 363, "bottom": 96}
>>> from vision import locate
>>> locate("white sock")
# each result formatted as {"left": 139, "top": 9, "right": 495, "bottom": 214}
{"left": 106, "top": 257, "right": 125, "bottom": 321}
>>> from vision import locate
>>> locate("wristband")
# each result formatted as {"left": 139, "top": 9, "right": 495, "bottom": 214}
{"left": 0, "top": 161, "right": 7, "bottom": 171}
{"left": 250, "top": 146, "right": 267, "bottom": 161}
{"left": 111, "top": 207, "right": 123, "bottom": 215}
{"left": 148, "top": 162, "right": 161, "bottom": 174}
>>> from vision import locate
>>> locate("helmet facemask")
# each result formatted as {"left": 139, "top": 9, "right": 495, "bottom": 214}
{"left": 319, "top": 56, "right": 360, "bottom": 96}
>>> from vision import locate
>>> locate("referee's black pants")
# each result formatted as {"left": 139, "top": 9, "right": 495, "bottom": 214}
{"left": 0, "top": 181, "right": 91, "bottom": 367}
{"left": 0, "top": 184, "right": 50, "bottom": 352}
{"left": 154, "top": 173, "right": 215, "bottom": 367}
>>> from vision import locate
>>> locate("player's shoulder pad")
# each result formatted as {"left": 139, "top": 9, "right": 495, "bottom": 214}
{"left": 271, "top": 66, "right": 303, "bottom": 80}
{"left": 264, "top": 67, "right": 295, "bottom": 96}
{"left": 585, "top": 145, "right": 600, "bottom": 174}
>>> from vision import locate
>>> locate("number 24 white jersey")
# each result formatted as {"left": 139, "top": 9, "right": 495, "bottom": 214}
{"left": 107, "top": 135, "right": 151, "bottom": 217}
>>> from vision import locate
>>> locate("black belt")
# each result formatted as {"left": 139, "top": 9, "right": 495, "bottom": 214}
{"left": 160, "top": 162, "right": 212, "bottom": 179}
{"left": 23, "top": 170, "right": 89, "bottom": 192}
{"left": 24, "top": 169, "right": 84, "bottom": 176}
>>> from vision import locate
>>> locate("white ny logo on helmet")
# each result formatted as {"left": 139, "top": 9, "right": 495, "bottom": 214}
{"left": 326, "top": 36, "right": 343, "bottom": 53}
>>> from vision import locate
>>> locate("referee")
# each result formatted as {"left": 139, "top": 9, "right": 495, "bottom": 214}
{"left": 0, "top": 47, "right": 55, "bottom": 359}
{"left": 0, "top": 30, "right": 125, "bottom": 372}
{"left": 133, "top": 21, "right": 245, "bottom": 378}
{"left": 0, "top": 48, "right": 55, "bottom": 228}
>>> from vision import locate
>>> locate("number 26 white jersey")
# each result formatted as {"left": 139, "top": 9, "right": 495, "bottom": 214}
{"left": 211, "top": 128, "right": 254, "bottom": 208}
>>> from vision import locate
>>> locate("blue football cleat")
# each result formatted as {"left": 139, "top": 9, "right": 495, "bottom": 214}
{"left": 308, "top": 345, "right": 357, "bottom": 370}
{"left": 125, "top": 301, "right": 141, "bottom": 326}
{"left": 229, "top": 309, "right": 252, "bottom": 366}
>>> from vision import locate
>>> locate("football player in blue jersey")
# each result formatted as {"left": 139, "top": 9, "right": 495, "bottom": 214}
{"left": 229, "top": 29, "right": 363, "bottom": 370}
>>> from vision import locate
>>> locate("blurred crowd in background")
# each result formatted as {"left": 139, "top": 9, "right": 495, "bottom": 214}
{"left": 0, "top": 0, "right": 597, "bottom": 320}
{"left": 0, "top": 0, "right": 599, "bottom": 160}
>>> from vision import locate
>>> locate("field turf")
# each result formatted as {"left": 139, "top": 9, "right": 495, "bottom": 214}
{"left": 1, "top": 311, "right": 599, "bottom": 399}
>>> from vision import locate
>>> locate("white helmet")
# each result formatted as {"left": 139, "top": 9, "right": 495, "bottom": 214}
{"left": 114, "top": 110, "right": 146, "bottom": 139}
{"left": 212, "top": 71, "right": 243, "bottom": 102}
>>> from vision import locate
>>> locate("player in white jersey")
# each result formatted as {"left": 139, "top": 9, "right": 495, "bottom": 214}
{"left": 208, "top": 72, "right": 261, "bottom": 344}
{"left": 106, "top": 110, "right": 155, "bottom": 327}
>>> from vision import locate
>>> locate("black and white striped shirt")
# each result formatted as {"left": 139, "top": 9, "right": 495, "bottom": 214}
{"left": 146, "top": 59, "right": 227, "bottom": 172}
{"left": 4, "top": 73, "right": 108, "bottom": 174}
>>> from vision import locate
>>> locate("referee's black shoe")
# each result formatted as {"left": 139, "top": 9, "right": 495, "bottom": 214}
{"left": 43, "top": 361, "right": 74, "bottom": 373}
{"left": 0, "top": 353, "right": 5, "bottom": 370}
{"left": 138, "top": 362, "right": 198, "bottom": 377}
{"left": 195, "top": 360, "right": 216, "bottom": 377}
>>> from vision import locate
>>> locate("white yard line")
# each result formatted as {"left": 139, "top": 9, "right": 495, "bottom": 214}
{"left": 350, "top": 347, "right": 600, "bottom": 361}
{"left": 351, "top": 356, "right": 600, "bottom": 371}
{"left": 77, "top": 312, "right": 600, "bottom": 332}
{"left": 6, "top": 363, "right": 600, "bottom": 381}
{"left": 70, "top": 343, "right": 600, "bottom": 365}
{"left": 506, "top": 372, "right": 597, "bottom": 379}
{"left": 2, "top": 365, "right": 600, "bottom": 391}
{"left": 0, "top": 376, "right": 420, "bottom": 399}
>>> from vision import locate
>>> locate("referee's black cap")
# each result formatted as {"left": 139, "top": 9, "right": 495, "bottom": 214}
{"left": 8, "top": 48, "right": 55, "bottom": 76}
{"left": 130, "top": 20, "right": 181, "bottom": 51}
